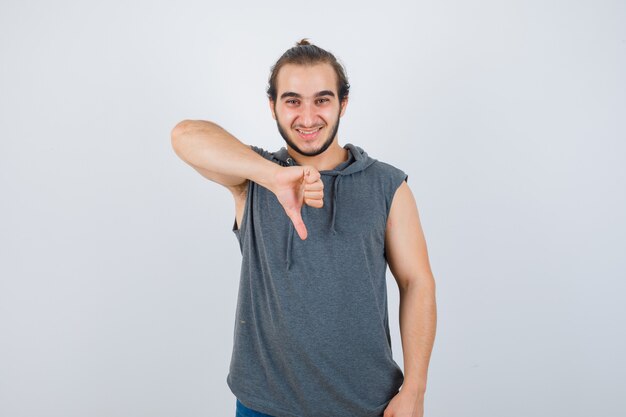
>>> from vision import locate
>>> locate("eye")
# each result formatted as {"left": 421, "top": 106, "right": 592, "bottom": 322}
{"left": 316, "top": 98, "right": 330, "bottom": 104}
{"left": 286, "top": 99, "right": 299, "bottom": 105}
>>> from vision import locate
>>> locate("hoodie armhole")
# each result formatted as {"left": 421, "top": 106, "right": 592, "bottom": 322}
{"left": 231, "top": 144, "right": 276, "bottom": 240}
{"left": 385, "top": 169, "right": 409, "bottom": 220}
{"left": 232, "top": 145, "right": 269, "bottom": 243}
{"left": 231, "top": 178, "right": 254, "bottom": 249}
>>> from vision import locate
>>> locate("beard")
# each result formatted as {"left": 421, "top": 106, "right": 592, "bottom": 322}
{"left": 275, "top": 109, "right": 341, "bottom": 157}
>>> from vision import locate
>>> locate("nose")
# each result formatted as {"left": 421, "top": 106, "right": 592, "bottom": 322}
{"left": 299, "top": 101, "right": 317, "bottom": 128}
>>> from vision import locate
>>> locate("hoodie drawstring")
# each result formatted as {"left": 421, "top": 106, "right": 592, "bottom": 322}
{"left": 287, "top": 174, "right": 340, "bottom": 270}
{"left": 280, "top": 144, "right": 375, "bottom": 271}
{"left": 330, "top": 175, "right": 341, "bottom": 235}
{"left": 286, "top": 222, "right": 294, "bottom": 270}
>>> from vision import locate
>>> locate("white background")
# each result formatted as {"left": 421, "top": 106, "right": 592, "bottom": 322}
{"left": 1, "top": 1, "right": 625, "bottom": 416}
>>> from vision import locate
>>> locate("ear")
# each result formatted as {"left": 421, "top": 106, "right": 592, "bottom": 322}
{"left": 269, "top": 99, "right": 277, "bottom": 120}
{"left": 339, "top": 97, "right": 349, "bottom": 117}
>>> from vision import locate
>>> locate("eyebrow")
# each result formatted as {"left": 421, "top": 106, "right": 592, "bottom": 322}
{"left": 279, "top": 90, "right": 336, "bottom": 100}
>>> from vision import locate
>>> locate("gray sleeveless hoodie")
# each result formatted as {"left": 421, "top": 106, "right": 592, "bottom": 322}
{"left": 228, "top": 143, "right": 408, "bottom": 417}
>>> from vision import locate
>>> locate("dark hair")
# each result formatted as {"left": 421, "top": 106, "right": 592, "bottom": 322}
{"left": 266, "top": 38, "right": 350, "bottom": 102}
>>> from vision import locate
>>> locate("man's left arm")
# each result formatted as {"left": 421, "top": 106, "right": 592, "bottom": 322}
{"left": 383, "top": 181, "right": 437, "bottom": 417}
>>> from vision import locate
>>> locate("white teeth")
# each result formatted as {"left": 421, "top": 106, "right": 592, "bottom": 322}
{"left": 297, "top": 128, "right": 321, "bottom": 134}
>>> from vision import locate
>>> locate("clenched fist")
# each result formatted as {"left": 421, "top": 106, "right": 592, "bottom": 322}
{"left": 271, "top": 165, "right": 324, "bottom": 240}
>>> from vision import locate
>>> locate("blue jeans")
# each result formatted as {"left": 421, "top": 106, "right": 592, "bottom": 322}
{"left": 236, "top": 399, "right": 276, "bottom": 417}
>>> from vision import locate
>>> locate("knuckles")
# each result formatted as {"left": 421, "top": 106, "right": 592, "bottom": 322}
{"left": 305, "top": 199, "right": 324, "bottom": 208}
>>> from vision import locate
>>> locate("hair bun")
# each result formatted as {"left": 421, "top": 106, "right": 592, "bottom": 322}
{"left": 297, "top": 38, "right": 311, "bottom": 46}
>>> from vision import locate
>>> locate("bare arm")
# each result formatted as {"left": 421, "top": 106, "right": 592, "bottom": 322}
{"left": 383, "top": 181, "right": 437, "bottom": 417}
{"left": 170, "top": 119, "right": 280, "bottom": 192}
{"left": 170, "top": 119, "right": 324, "bottom": 240}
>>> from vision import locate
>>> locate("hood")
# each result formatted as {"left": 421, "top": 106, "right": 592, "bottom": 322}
{"left": 273, "top": 143, "right": 377, "bottom": 270}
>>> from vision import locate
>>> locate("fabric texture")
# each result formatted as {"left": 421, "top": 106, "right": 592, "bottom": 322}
{"left": 227, "top": 143, "right": 408, "bottom": 417}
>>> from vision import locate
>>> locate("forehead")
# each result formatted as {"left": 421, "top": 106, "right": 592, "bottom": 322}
{"left": 275, "top": 63, "right": 338, "bottom": 97}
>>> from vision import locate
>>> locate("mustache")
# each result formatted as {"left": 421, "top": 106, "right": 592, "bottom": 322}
{"left": 293, "top": 124, "right": 324, "bottom": 129}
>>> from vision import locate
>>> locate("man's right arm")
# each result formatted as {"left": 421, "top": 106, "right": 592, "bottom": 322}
{"left": 170, "top": 119, "right": 280, "bottom": 193}
{"left": 170, "top": 119, "right": 324, "bottom": 240}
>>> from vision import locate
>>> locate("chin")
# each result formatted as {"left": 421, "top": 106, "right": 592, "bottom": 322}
{"left": 277, "top": 119, "right": 338, "bottom": 157}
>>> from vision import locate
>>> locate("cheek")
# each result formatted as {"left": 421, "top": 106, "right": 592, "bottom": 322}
{"left": 321, "top": 108, "right": 340, "bottom": 121}
{"left": 278, "top": 110, "right": 298, "bottom": 125}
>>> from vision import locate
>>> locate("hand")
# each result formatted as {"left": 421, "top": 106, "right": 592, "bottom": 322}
{"left": 383, "top": 389, "right": 424, "bottom": 417}
{"left": 271, "top": 165, "right": 324, "bottom": 240}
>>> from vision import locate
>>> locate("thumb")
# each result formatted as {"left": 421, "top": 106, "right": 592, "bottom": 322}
{"left": 302, "top": 166, "right": 321, "bottom": 184}
{"left": 286, "top": 208, "right": 308, "bottom": 240}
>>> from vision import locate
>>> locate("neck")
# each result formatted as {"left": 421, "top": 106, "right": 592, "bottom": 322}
{"left": 288, "top": 141, "right": 349, "bottom": 171}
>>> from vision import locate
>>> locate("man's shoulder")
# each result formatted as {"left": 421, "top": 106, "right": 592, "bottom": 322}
{"left": 366, "top": 158, "right": 407, "bottom": 179}
{"left": 360, "top": 155, "right": 409, "bottom": 190}
{"left": 249, "top": 144, "right": 274, "bottom": 160}
{"left": 249, "top": 144, "right": 286, "bottom": 165}
{"left": 370, "top": 158, "right": 402, "bottom": 171}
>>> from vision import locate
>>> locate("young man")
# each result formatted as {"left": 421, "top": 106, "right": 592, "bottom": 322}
{"left": 171, "top": 40, "right": 437, "bottom": 417}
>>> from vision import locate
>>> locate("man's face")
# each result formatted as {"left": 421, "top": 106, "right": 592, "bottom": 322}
{"left": 270, "top": 63, "right": 348, "bottom": 157}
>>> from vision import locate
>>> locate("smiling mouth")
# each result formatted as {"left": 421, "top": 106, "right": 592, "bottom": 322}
{"left": 295, "top": 126, "right": 323, "bottom": 140}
